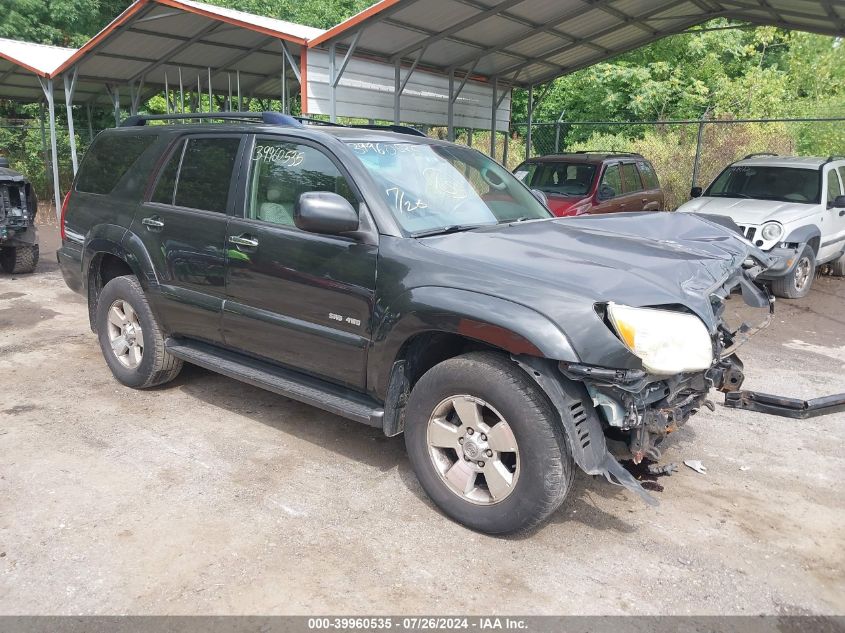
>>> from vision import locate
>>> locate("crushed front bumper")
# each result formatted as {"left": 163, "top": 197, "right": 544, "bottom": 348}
{"left": 724, "top": 390, "right": 845, "bottom": 418}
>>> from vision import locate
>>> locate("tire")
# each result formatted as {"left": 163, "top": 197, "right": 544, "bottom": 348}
{"left": 404, "top": 351, "right": 574, "bottom": 534}
{"left": 0, "top": 244, "right": 39, "bottom": 274}
{"left": 831, "top": 252, "right": 845, "bottom": 277}
{"left": 95, "top": 275, "right": 182, "bottom": 389}
{"left": 771, "top": 246, "right": 815, "bottom": 299}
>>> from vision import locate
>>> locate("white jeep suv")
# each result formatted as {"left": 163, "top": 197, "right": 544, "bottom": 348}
{"left": 677, "top": 155, "right": 845, "bottom": 298}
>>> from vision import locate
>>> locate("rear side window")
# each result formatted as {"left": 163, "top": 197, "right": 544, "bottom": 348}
{"left": 76, "top": 134, "right": 156, "bottom": 194}
{"left": 638, "top": 161, "right": 660, "bottom": 189}
{"left": 826, "top": 169, "right": 843, "bottom": 202}
{"left": 151, "top": 142, "right": 184, "bottom": 205}
{"left": 172, "top": 137, "right": 241, "bottom": 213}
{"left": 600, "top": 164, "right": 622, "bottom": 198}
{"left": 621, "top": 163, "right": 643, "bottom": 193}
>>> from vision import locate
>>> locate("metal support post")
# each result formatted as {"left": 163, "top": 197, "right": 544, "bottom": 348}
{"left": 38, "top": 77, "right": 62, "bottom": 221}
{"left": 63, "top": 66, "right": 80, "bottom": 174}
{"left": 447, "top": 70, "right": 455, "bottom": 142}
{"left": 490, "top": 77, "right": 498, "bottom": 158}
{"left": 526, "top": 84, "right": 533, "bottom": 158}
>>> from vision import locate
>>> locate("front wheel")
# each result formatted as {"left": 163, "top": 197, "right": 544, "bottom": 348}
{"left": 404, "top": 352, "right": 574, "bottom": 534}
{"left": 772, "top": 247, "right": 815, "bottom": 299}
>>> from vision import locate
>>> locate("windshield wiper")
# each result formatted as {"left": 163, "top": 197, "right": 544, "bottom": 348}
{"left": 412, "top": 224, "right": 490, "bottom": 238}
{"left": 710, "top": 192, "right": 752, "bottom": 199}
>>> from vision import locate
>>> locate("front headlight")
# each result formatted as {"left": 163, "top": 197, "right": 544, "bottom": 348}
{"left": 607, "top": 303, "right": 714, "bottom": 375}
{"left": 760, "top": 222, "right": 783, "bottom": 242}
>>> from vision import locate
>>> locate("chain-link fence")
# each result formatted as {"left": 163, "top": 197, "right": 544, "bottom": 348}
{"left": 509, "top": 117, "right": 845, "bottom": 209}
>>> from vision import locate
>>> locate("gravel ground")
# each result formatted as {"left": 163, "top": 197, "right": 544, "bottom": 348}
{"left": 0, "top": 224, "right": 843, "bottom": 615}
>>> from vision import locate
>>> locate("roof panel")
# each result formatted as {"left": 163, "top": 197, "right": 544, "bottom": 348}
{"left": 456, "top": 14, "right": 532, "bottom": 45}
{"left": 505, "top": 30, "right": 569, "bottom": 58}
{"left": 0, "top": 37, "right": 76, "bottom": 76}
{"left": 556, "top": 9, "right": 623, "bottom": 39}
{"left": 393, "top": 0, "right": 480, "bottom": 28}
{"left": 505, "top": 0, "right": 593, "bottom": 25}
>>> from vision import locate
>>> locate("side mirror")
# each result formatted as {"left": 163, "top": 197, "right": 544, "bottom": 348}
{"left": 531, "top": 189, "right": 548, "bottom": 207}
{"left": 832, "top": 195, "right": 845, "bottom": 209}
{"left": 598, "top": 184, "right": 615, "bottom": 200}
{"left": 295, "top": 192, "right": 359, "bottom": 235}
{"left": 690, "top": 186, "right": 703, "bottom": 198}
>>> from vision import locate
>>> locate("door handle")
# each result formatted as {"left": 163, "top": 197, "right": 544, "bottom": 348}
{"left": 229, "top": 234, "right": 259, "bottom": 248}
{"left": 839, "top": 210, "right": 844, "bottom": 217}
{"left": 142, "top": 216, "right": 164, "bottom": 229}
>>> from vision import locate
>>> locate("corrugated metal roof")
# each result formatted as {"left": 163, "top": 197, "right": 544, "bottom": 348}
{"left": 0, "top": 37, "right": 76, "bottom": 76}
{"left": 20, "top": 0, "right": 327, "bottom": 105}
{"left": 310, "top": 0, "right": 845, "bottom": 87}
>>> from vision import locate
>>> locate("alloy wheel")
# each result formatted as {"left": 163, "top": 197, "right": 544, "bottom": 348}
{"left": 106, "top": 299, "right": 144, "bottom": 369}
{"left": 426, "top": 395, "right": 520, "bottom": 505}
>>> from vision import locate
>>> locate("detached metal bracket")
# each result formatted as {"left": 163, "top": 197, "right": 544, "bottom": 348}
{"left": 724, "top": 390, "right": 845, "bottom": 419}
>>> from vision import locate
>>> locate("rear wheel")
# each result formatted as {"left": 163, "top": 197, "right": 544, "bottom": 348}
{"left": 95, "top": 275, "right": 182, "bottom": 388}
{"left": 0, "top": 244, "right": 39, "bottom": 274}
{"left": 404, "top": 352, "right": 574, "bottom": 534}
{"left": 772, "top": 247, "right": 815, "bottom": 299}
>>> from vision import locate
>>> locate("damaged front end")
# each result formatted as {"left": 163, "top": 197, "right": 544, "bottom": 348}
{"left": 518, "top": 245, "right": 775, "bottom": 506}
{"left": 0, "top": 160, "right": 38, "bottom": 247}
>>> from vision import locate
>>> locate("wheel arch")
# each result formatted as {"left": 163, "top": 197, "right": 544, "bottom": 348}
{"left": 783, "top": 224, "right": 822, "bottom": 255}
{"left": 83, "top": 225, "right": 159, "bottom": 332}
{"left": 372, "top": 287, "right": 579, "bottom": 436}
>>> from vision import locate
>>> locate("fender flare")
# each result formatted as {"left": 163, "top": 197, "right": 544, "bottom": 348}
{"left": 81, "top": 224, "right": 160, "bottom": 330}
{"left": 783, "top": 224, "right": 822, "bottom": 252}
{"left": 368, "top": 286, "right": 579, "bottom": 399}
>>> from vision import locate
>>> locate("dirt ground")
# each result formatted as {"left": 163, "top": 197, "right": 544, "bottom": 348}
{"left": 0, "top": 223, "right": 843, "bottom": 616}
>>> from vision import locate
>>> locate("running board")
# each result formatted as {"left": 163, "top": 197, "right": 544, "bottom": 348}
{"left": 165, "top": 338, "right": 384, "bottom": 427}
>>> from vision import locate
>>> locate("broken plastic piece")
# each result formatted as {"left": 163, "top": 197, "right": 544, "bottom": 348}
{"left": 684, "top": 459, "right": 707, "bottom": 474}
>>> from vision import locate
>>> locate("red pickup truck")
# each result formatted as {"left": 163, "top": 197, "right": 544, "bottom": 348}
{"left": 514, "top": 152, "right": 664, "bottom": 217}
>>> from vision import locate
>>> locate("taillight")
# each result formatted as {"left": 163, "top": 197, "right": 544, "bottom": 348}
{"left": 60, "top": 190, "right": 71, "bottom": 241}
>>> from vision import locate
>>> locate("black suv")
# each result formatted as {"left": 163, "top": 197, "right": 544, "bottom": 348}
{"left": 58, "top": 112, "right": 770, "bottom": 534}
{"left": 0, "top": 156, "right": 39, "bottom": 274}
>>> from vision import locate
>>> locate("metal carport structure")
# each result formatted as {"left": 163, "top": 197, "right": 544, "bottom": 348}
{"left": 0, "top": 38, "right": 77, "bottom": 215}
{"left": 308, "top": 0, "right": 845, "bottom": 152}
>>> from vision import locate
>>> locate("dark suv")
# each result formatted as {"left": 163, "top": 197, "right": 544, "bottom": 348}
{"left": 514, "top": 152, "right": 663, "bottom": 216}
{"left": 58, "top": 113, "right": 769, "bottom": 534}
{"left": 0, "top": 157, "right": 39, "bottom": 274}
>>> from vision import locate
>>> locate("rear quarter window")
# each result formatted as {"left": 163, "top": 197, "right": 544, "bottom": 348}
{"left": 76, "top": 134, "right": 157, "bottom": 195}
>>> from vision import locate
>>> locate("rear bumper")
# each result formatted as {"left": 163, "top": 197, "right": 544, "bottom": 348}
{"left": 57, "top": 242, "right": 84, "bottom": 294}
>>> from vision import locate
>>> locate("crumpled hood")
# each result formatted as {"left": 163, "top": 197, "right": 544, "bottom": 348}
{"left": 677, "top": 196, "right": 817, "bottom": 225}
{"left": 419, "top": 212, "right": 770, "bottom": 332}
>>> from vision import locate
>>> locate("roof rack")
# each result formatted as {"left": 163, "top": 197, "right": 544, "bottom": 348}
{"left": 572, "top": 150, "right": 642, "bottom": 157}
{"left": 742, "top": 152, "right": 778, "bottom": 159}
{"left": 121, "top": 111, "right": 427, "bottom": 137}
{"left": 121, "top": 111, "right": 303, "bottom": 127}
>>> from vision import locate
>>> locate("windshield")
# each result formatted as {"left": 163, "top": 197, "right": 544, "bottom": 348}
{"left": 516, "top": 162, "right": 597, "bottom": 197}
{"left": 347, "top": 142, "right": 551, "bottom": 234}
{"left": 705, "top": 165, "right": 821, "bottom": 204}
